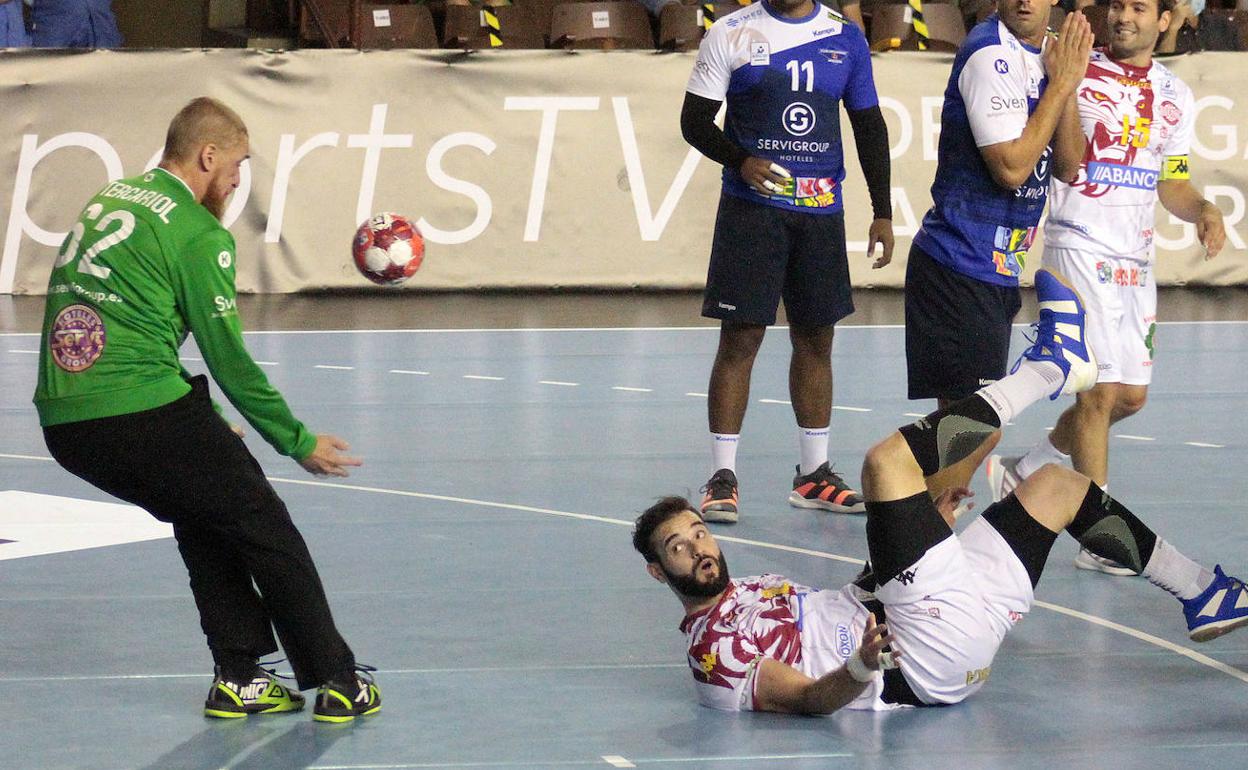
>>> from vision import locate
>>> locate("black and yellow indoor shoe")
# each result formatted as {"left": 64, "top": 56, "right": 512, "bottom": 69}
{"left": 312, "top": 665, "right": 381, "bottom": 723}
{"left": 203, "top": 666, "right": 305, "bottom": 719}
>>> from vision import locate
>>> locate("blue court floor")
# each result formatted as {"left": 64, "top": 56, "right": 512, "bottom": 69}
{"left": 2, "top": 303, "right": 1247, "bottom": 769}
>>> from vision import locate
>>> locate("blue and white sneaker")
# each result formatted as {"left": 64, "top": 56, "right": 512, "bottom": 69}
{"left": 1012, "top": 269, "right": 1098, "bottom": 399}
{"left": 1183, "top": 565, "right": 1248, "bottom": 642}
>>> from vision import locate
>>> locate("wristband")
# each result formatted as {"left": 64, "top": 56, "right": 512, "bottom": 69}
{"left": 846, "top": 652, "right": 880, "bottom": 683}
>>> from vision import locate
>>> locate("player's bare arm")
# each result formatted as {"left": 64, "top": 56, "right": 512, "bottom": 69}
{"left": 1157, "top": 180, "right": 1226, "bottom": 259}
{"left": 1051, "top": 91, "right": 1086, "bottom": 184}
{"left": 980, "top": 13, "right": 1094, "bottom": 190}
{"left": 753, "top": 615, "right": 897, "bottom": 715}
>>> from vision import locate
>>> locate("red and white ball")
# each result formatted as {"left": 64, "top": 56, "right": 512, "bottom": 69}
{"left": 352, "top": 213, "right": 424, "bottom": 286}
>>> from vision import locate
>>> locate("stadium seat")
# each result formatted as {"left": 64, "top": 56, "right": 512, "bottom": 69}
{"left": 658, "top": 3, "right": 706, "bottom": 51}
{"left": 443, "top": 3, "right": 546, "bottom": 48}
{"left": 549, "top": 1, "right": 655, "bottom": 49}
{"left": 868, "top": 3, "right": 965, "bottom": 52}
{"left": 353, "top": 3, "right": 439, "bottom": 47}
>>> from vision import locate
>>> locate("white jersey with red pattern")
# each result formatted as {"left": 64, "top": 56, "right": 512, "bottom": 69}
{"left": 1044, "top": 50, "right": 1195, "bottom": 261}
{"left": 679, "top": 573, "right": 894, "bottom": 712}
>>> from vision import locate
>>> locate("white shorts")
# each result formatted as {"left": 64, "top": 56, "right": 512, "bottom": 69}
{"left": 1042, "top": 247, "right": 1157, "bottom": 386}
{"left": 874, "top": 518, "right": 1034, "bottom": 705}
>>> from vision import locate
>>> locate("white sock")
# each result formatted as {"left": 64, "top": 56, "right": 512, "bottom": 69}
{"left": 1142, "top": 538, "right": 1215, "bottom": 601}
{"left": 711, "top": 433, "right": 740, "bottom": 474}
{"left": 976, "top": 359, "right": 1065, "bottom": 425}
{"left": 798, "top": 425, "right": 829, "bottom": 476}
{"left": 1016, "top": 435, "right": 1070, "bottom": 479}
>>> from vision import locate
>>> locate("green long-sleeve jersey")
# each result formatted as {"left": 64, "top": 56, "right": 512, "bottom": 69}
{"left": 34, "top": 167, "right": 317, "bottom": 461}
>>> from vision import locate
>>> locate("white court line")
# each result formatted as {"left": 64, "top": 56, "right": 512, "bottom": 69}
{"left": 685, "top": 392, "right": 707, "bottom": 398}
{"left": 390, "top": 369, "right": 430, "bottom": 376}
{"left": 309, "top": 753, "right": 858, "bottom": 769}
{"left": 6, "top": 349, "right": 36, "bottom": 353}
{"left": 0, "top": 661, "right": 684, "bottom": 684}
{"left": 540, "top": 380, "right": 579, "bottom": 387}
{"left": 0, "top": 453, "right": 53, "bottom": 463}
{"left": 759, "top": 398, "right": 791, "bottom": 405}
{"left": 833, "top": 405, "right": 872, "bottom": 413}
{"left": 612, "top": 386, "right": 652, "bottom": 393}
{"left": 1185, "top": 442, "right": 1225, "bottom": 449}
{"left": 181, "top": 356, "right": 202, "bottom": 361}
{"left": 903, "top": 412, "right": 925, "bottom": 418}
{"left": 463, "top": 375, "right": 505, "bottom": 381}
{"left": 314, "top": 365, "right": 355, "bottom": 371}
{"left": 1115, "top": 434, "right": 1156, "bottom": 442}
{"left": 602, "top": 756, "right": 635, "bottom": 768}
{"left": 2, "top": 456, "right": 1245, "bottom": 684}
{"left": 255, "top": 360, "right": 279, "bottom": 366}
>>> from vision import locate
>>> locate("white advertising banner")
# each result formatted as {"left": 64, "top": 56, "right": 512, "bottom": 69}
{"left": 1, "top": 49, "right": 1244, "bottom": 294}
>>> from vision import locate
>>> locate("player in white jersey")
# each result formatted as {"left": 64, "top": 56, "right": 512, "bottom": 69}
{"left": 988, "top": 0, "right": 1226, "bottom": 576}
{"left": 635, "top": 271, "right": 1248, "bottom": 714}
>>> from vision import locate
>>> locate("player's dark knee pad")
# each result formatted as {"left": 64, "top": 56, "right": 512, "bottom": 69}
{"left": 897, "top": 395, "right": 1000, "bottom": 476}
{"left": 982, "top": 495, "right": 1059, "bottom": 588}
{"left": 1065, "top": 482, "right": 1157, "bottom": 573}
{"left": 865, "top": 492, "right": 952, "bottom": 585}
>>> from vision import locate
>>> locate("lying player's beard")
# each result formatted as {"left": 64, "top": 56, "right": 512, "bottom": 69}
{"left": 664, "top": 553, "right": 730, "bottom": 598}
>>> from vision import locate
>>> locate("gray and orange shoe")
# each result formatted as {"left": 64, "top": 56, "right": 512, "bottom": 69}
{"left": 700, "top": 468, "right": 739, "bottom": 524}
{"left": 789, "top": 462, "right": 865, "bottom": 514}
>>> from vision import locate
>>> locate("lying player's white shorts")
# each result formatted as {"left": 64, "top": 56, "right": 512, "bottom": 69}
{"left": 873, "top": 518, "right": 1034, "bottom": 705}
{"left": 1043, "top": 247, "right": 1157, "bottom": 386}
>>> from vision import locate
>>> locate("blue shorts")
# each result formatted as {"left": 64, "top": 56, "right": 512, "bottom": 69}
{"left": 701, "top": 192, "right": 854, "bottom": 328}
{"left": 1, "top": 1, "right": 31, "bottom": 47}
{"left": 31, "top": 0, "right": 121, "bottom": 48}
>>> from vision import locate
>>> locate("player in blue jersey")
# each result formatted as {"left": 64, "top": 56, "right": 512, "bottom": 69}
{"left": 681, "top": 0, "right": 893, "bottom": 524}
{"left": 904, "top": 3, "right": 1093, "bottom": 496}
{"left": 905, "top": 5, "right": 1093, "bottom": 416}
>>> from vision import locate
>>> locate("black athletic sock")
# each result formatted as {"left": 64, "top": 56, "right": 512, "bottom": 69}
{"left": 215, "top": 652, "right": 259, "bottom": 682}
{"left": 897, "top": 394, "right": 1001, "bottom": 477}
{"left": 1065, "top": 481, "right": 1158, "bottom": 573}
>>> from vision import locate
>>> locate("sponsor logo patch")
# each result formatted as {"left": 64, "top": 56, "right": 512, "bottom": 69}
{"left": 1160, "top": 100, "right": 1181, "bottom": 126}
{"left": 1087, "top": 161, "right": 1159, "bottom": 190}
{"left": 49, "top": 303, "right": 106, "bottom": 373}
{"left": 836, "top": 623, "right": 852, "bottom": 657}
{"left": 782, "top": 102, "right": 816, "bottom": 137}
{"left": 994, "top": 58, "right": 1009, "bottom": 74}
{"left": 820, "top": 48, "right": 847, "bottom": 63}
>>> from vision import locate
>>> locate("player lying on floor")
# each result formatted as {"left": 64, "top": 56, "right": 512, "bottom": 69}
{"left": 633, "top": 270, "right": 1248, "bottom": 713}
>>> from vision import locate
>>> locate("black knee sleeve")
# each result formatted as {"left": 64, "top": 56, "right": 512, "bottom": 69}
{"left": 983, "top": 495, "right": 1059, "bottom": 588}
{"left": 1065, "top": 482, "right": 1157, "bottom": 573}
{"left": 897, "top": 394, "right": 1002, "bottom": 476}
{"left": 865, "top": 492, "right": 953, "bottom": 585}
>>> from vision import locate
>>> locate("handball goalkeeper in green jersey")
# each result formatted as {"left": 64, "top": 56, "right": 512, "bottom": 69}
{"left": 34, "top": 98, "right": 380, "bottom": 723}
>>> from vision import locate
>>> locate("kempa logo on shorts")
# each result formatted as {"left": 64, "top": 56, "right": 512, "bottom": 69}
{"left": 717, "top": 301, "right": 736, "bottom": 311}
{"left": 782, "top": 103, "right": 816, "bottom": 137}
